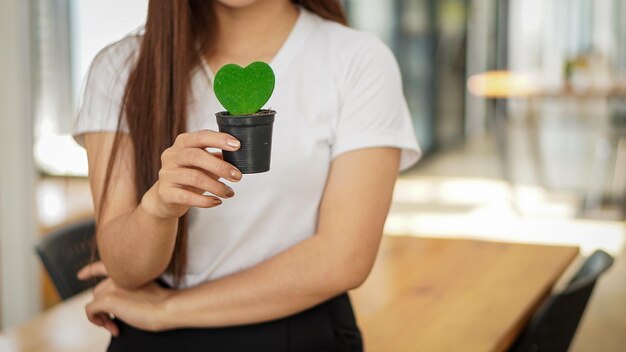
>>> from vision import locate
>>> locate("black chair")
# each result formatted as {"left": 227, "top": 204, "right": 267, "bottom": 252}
{"left": 509, "top": 250, "right": 614, "bottom": 352}
{"left": 35, "top": 218, "right": 101, "bottom": 300}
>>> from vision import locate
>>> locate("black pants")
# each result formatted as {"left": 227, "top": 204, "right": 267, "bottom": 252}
{"left": 107, "top": 293, "right": 363, "bottom": 352}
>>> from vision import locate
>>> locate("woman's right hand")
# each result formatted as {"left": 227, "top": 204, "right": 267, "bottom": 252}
{"left": 141, "top": 129, "right": 243, "bottom": 220}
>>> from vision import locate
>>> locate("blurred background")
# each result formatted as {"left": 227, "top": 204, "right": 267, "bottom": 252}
{"left": 1, "top": 0, "right": 625, "bottom": 350}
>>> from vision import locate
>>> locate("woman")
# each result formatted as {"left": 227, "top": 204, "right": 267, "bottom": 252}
{"left": 73, "top": 0, "right": 420, "bottom": 351}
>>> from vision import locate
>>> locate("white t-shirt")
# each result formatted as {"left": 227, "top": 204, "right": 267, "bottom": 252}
{"left": 73, "top": 8, "right": 421, "bottom": 288}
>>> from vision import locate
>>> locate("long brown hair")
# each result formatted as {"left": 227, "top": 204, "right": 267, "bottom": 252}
{"left": 99, "top": 0, "right": 347, "bottom": 287}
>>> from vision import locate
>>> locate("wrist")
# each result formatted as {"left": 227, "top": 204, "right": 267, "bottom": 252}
{"left": 156, "top": 290, "right": 180, "bottom": 330}
{"left": 140, "top": 182, "right": 177, "bottom": 221}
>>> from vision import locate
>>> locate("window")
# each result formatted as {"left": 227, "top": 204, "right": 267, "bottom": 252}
{"left": 33, "top": 0, "right": 148, "bottom": 176}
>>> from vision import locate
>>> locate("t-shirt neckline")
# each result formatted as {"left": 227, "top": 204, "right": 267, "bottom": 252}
{"left": 200, "top": 6, "right": 314, "bottom": 83}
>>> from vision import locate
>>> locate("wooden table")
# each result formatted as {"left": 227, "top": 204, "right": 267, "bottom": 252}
{"left": 351, "top": 236, "right": 578, "bottom": 351}
{"left": 0, "top": 292, "right": 108, "bottom": 352}
{"left": 0, "top": 236, "right": 578, "bottom": 352}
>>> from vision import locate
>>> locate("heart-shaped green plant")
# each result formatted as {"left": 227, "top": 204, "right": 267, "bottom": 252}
{"left": 213, "top": 61, "right": 275, "bottom": 116}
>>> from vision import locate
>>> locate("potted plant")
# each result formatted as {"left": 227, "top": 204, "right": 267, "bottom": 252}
{"left": 214, "top": 61, "right": 276, "bottom": 174}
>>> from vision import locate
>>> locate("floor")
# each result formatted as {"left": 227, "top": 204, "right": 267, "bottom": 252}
{"left": 391, "top": 132, "right": 626, "bottom": 351}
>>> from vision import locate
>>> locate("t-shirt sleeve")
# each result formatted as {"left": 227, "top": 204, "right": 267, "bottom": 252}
{"left": 331, "top": 35, "right": 421, "bottom": 171}
{"left": 72, "top": 38, "right": 136, "bottom": 147}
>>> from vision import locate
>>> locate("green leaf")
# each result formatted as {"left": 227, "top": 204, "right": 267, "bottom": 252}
{"left": 213, "top": 62, "right": 275, "bottom": 115}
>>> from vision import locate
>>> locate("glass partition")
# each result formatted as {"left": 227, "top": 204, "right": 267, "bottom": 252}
{"left": 31, "top": 0, "right": 147, "bottom": 176}
{"left": 346, "top": 0, "right": 469, "bottom": 154}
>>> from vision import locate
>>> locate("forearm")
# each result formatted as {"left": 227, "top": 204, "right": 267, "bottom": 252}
{"left": 161, "top": 233, "right": 367, "bottom": 328}
{"left": 98, "top": 185, "right": 178, "bottom": 289}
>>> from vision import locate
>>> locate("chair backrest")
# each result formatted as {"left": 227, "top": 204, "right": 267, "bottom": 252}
{"left": 509, "top": 250, "right": 614, "bottom": 352}
{"left": 35, "top": 218, "right": 100, "bottom": 300}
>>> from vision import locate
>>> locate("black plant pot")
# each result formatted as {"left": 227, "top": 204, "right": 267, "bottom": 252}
{"left": 215, "top": 109, "right": 276, "bottom": 174}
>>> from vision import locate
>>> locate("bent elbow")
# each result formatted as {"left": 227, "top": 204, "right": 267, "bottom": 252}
{"left": 345, "top": 269, "right": 370, "bottom": 291}
{"left": 111, "top": 273, "right": 162, "bottom": 291}
{"left": 107, "top": 270, "right": 149, "bottom": 291}
{"left": 106, "top": 261, "right": 165, "bottom": 290}
{"left": 340, "top": 259, "right": 374, "bottom": 291}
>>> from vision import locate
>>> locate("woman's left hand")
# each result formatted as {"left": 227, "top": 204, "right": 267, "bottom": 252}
{"left": 78, "top": 261, "right": 174, "bottom": 336}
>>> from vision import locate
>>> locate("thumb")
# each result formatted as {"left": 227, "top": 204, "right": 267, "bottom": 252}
{"left": 77, "top": 261, "right": 108, "bottom": 280}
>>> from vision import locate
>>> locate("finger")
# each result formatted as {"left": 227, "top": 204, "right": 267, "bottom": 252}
{"left": 102, "top": 316, "right": 120, "bottom": 336}
{"left": 174, "top": 130, "right": 240, "bottom": 151}
{"left": 89, "top": 311, "right": 105, "bottom": 327}
{"left": 86, "top": 302, "right": 118, "bottom": 336}
{"left": 207, "top": 153, "right": 224, "bottom": 180}
{"left": 184, "top": 184, "right": 213, "bottom": 195}
{"left": 162, "top": 168, "right": 235, "bottom": 199}
{"left": 86, "top": 302, "right": 106, "bottom": 327}
{"left": 176, "top": 148, "right": 242, "bottom": 182}
{"left": 94, "top": 313, "right": 116, "bottom": 334}
{"left": 190, "top": 164, "right": 220, "bottom": 182}
{"left": 212, "top": 151, "right": 224, "bottom": 160}
{"left": 77, "top": 261, "right": 108, "bottom": 280}
{"left": 161, "top": 187, "right": 224, "bottom": 208}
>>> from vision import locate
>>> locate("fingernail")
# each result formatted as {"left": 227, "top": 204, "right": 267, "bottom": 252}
{"left": 230, "top": 169, "right": 242, "bottom": 180}
{"left": 227, "top": 139, "right": 240, "bottom": 148}
{"left": 225, "top": 186, "right": 235, "bottom": 198}
{"left": 213, "top": 198, "right": 222, "bottom": 206}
